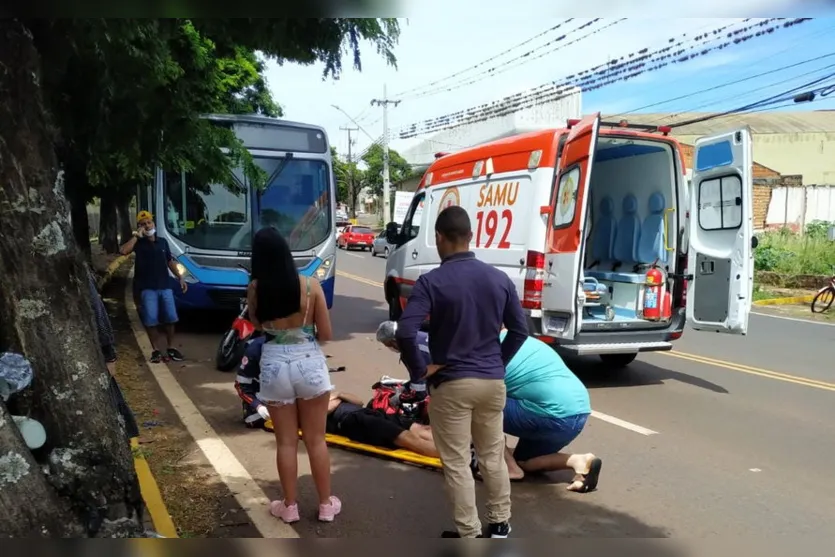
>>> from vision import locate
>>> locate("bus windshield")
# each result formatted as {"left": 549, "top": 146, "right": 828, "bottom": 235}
{"left": 162, "top": 158, "right": 332, "bottom": 252}
{"left": 255, "top": 157, "right": 331, "bottom": 252}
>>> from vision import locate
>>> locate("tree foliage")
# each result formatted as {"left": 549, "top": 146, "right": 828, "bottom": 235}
{"left": 361, "top": 143, "right": 413, "bottom": 197}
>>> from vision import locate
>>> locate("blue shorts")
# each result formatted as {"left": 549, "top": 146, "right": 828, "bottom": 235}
{"left": 139, "top": 289, "right": 178, "bottom": 327}
{"left": 504, "top": 397, "right": 589, "bottom": 462}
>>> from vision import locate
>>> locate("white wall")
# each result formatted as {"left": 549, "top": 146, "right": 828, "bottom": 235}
{"left": 765, "top": 185, "right": 835, "bottom": 231}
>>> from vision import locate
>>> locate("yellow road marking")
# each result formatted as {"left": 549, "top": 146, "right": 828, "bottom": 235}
{"left": 131, "top": 437, "right": 178, "bottom": 538}
{"left": 337, "top": 270, "right": 383, "bottom": 288}
{"left": 335, "top": 270, "right": 835, "bottom": 393}
{"left": 659, "top": 351, "right": 835, "bottom": 393}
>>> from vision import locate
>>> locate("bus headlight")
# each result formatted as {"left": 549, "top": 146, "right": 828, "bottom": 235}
{"left": 172, "top": 262, "right": 199, "bottom": 284}
{"left": 315, "top": 255, "right": 334, "bottom": 280}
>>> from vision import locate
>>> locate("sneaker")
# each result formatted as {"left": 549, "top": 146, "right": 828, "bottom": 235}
{"left": 318, "top": 495, "right": 342, "bottom": 522}
{"left": 269, "top": 500, "right": 300, "bottom": 524}
{"left": 488, "top": 522, "right": 511, "bottom": 538}
{"left": 149, "top": 350, "right": 163, "bottom": 363}
{"left": 167, "top": 348, "right": 184, "bottom": 362}
{"left": 441, "top": 531, "right": 461, "bottom": 538}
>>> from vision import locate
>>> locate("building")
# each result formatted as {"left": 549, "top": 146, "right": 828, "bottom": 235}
{"left": 626, "top": 110, "right": 835, "bottom": 185}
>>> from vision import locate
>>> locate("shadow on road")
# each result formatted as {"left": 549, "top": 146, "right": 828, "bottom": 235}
{"left": 566, "top": 355, "right": 729, "bottom": 395}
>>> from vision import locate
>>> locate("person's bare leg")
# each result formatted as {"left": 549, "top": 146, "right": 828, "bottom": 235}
{"left": 106, "top": 361, "right": 116, "bottom": 375}
{"left": 396, "top": 428, "right": 440, "bottom": 458}
{"left": 146, "top": 326, "right": 164, "bottom": 352}
{"left": 504, "top": 445, "right": 525, "bottom": 481}
{"left": 518, "top": 452, "right": 599, "bottom": 490}
{"left": 298, "top": 392, "right": 332, "bottom": 505}
{"left": 165, "top": 323, "right": 176, "bottom": 348}
{"left": 269, "top": 403, "right": 300, "bottom": 505}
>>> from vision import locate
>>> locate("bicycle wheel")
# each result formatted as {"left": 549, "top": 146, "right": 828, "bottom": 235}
{"left": 811, "top": 286, "right": 834, "bottom": 314}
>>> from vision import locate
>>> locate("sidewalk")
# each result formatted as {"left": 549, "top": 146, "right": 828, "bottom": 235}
{"left": 95, "top": 250, "right": 262, "bottom": 538}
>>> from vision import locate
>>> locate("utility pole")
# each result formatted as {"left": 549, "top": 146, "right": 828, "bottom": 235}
{"left": 340, "top": 126, "right": 358, "bottom": 216}
{"left": 371, "top": 84, "right": 400, "bottom": 223}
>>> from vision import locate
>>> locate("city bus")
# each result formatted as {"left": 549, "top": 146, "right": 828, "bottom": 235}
{"left": 136, "top": 114, "right": 337, "bottom": 311}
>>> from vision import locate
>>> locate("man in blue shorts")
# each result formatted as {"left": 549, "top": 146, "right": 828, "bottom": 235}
{"left": 377, "top": 322, "right": 602, "bottom": 493}
{"left": 120, "top": 210, "right": 187, "bottom": 363}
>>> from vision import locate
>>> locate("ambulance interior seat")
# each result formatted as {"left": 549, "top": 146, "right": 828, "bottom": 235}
{"left": 587, "top": 194, "right": 645, "bottom": 285}
{"left": 637, "top": 191, "right": 668, "bottom": 266}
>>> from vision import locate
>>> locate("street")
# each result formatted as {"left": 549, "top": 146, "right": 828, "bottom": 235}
{"left": 164, "top": 249, "right": 835, "bottom": 537}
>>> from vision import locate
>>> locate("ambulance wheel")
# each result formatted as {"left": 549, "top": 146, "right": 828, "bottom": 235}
{"left": 599, "top": 353, "right": 637, "bottom": 368}
{"left": 388, "top": 295, "right": 402, "bottom": 321}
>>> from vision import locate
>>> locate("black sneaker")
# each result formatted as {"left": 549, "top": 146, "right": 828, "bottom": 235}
{"left": 149, "top": 350, "right": 163, "bottom": 363}
{"left": 167, "top": 348, "right": 184, "bottom": 362}
{"left": 488, "top": 522, "right": 511, "bottom": 538}
{"left": 441, "top": 530, "right": 461, "bottom": 538}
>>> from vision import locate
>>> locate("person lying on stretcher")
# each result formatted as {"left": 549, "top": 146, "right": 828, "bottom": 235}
{"left": 234, "top": 336, "right": 438, "bottom": 457}
{"left": 377, "top": 321, "right": 603, "bottom": 492}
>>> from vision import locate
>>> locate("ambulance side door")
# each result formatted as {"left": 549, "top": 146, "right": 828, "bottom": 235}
{"left": 540, "top": 113, "right": 600, "bottom": 339}
{"left": 686, "top": 127, "right": 754, "bottom": 334}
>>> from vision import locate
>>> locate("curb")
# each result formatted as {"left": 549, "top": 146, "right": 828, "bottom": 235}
{"left": 131, "top": 437, "right": 179, "bottom": 538}
{"left": 753, "top": 294, "right": 815, "bottom": 306}
{"left": 97, "top": 253, "right": 134, "bottom": 292}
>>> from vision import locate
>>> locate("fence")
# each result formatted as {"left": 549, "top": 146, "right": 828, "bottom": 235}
{"left": 760, "top": 184, "right": 835, "bottom": 232}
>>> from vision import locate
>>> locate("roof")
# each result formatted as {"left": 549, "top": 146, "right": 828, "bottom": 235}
{"left": 606, "top": 110, "right": 835, "bottom": 135}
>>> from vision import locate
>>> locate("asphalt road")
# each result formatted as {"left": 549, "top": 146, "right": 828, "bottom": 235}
{"left": 162, "top": 247, "right": 835, "bottom": 537}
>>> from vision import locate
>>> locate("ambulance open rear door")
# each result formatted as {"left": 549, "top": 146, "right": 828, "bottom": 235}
{"left": 540, "top": 113, "right": 600, "bottom": 340}
{"left": 685, "top": 127, "right": 755, "bottom": 334}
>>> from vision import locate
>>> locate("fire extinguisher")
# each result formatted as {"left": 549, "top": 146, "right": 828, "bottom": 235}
{"left": 642, "top": 267, "right": 667, "bottom": 321}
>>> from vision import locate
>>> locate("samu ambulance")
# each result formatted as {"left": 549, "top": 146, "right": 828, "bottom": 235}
{"left": 383, "top": 113, "right": 756, "bottom": 368}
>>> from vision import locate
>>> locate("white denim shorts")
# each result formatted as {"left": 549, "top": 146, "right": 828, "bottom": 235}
{"left": 258, "top": 341, "right": 333, "bottom": 406}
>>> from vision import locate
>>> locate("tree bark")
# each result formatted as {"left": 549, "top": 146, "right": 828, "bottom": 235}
{"left": 116, "top": 189, "right": 134, "bottom": 245}
{"left": 99, "top": 189, "right": 119, "bottom": 254}
{"left": 65, "top": 167, "right": 93, "bottom": 260}
{"left": 0, "top": 19, "right": 144, "bottom": 538}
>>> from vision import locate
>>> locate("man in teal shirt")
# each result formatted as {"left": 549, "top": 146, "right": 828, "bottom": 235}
{"left": 500, "top": 331, "right": 601, "bottom": 491}
{"left": 377, "top": 322, "right": 602, "bottom": 493}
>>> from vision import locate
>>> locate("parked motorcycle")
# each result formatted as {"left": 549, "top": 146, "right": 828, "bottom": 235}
{"left": 215, "top": 266, "right": 258, "bottom": 372}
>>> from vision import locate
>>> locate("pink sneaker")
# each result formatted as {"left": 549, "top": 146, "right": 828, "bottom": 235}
{"left": 269, "top": 500, "right": 300, "bottom": 524}
{"left": 318, "top": 496, "right": 342, "bottom": 522}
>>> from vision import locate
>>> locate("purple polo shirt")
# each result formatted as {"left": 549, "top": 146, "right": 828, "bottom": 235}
{"left": 395, "top": 251, "right": 529, "bottom": 387}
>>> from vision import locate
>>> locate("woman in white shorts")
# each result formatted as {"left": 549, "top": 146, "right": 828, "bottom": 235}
{"left": 247, "top": 226, "right": 338, "bottom": 524}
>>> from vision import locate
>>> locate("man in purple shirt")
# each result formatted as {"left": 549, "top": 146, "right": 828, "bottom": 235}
{"left": 395, "top": 205, "right": 528, "bottom": 538}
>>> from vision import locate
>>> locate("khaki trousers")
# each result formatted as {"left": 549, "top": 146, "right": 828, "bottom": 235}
{"left": 428, "top": 377, "right": 511, "bottom": 537}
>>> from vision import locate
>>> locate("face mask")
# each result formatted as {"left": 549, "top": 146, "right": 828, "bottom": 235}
{"left": 146, "top": 228, "right": 156, "bottom": 237}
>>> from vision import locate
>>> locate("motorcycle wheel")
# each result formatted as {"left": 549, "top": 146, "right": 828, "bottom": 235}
{"left": 215, "top": 330, "right": 247, "bottom": 372}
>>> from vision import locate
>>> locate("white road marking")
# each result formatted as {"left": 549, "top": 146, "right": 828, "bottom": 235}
{"left": 751, "top": 311, "right": 835, "bottom": 327}
{"left": 339, "top": 251, "right": 365, "bottom": 259}
{"left": 591, "top": 411, "right": 659, "bottom": 436}
{"left": 124, "top": 271, "right": 298, "bottom": 539}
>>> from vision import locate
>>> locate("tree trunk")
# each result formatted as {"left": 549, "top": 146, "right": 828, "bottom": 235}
{"left": 65, "top": 167, "right": 92, "bottom": 261}
{"left": 116, "top": 189, "right": 134, "bottom": 245}
{"left": 0, "top": 19, "right": 144, "bottom": 538}
{"left": 99, "top": 189, "right": 119, "bottom": 254}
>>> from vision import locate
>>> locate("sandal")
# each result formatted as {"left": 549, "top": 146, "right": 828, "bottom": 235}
{"left": 569, "top": 457, "right": 602, "bottom": 493}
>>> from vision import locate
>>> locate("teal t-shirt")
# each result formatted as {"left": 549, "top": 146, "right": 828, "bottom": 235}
{"left": 501, "top": 332, "right": 591, "bottom": 419}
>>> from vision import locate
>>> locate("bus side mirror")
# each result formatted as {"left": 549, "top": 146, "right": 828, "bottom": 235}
{"left": 385, "top": 222, "right": 400, "bottom": 244}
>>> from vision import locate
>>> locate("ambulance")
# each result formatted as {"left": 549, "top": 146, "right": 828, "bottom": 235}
{"left": 383, "top": 113, "right": 756, "bottom": 368}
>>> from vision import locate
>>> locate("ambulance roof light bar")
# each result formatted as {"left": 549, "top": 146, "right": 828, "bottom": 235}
{"left": 566, "top": 118, "right": 672, "bottom": 136}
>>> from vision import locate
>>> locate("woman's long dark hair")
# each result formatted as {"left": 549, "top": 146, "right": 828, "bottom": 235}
{"left": 251, "top": 227, "right": 301, "bottom": 323}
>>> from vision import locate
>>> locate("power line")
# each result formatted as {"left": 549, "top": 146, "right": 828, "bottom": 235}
{"left": 667, "top": 71, "right": 835, "bottom": 129}
{"left": 400, "top": 19, "right": 622, "bottom": 101}
{"left": 398, "top": 18, "right": 756, "bottom": 137}
{"left": 392, "top": 19, "right": 577, "bottom": 98}
{"left": 609, "top": 24, "right": 835, "bottom": 118}
{"left": 612, "top": 52, "right": 835, "bottom": 121}
{"left": 398, "top": 18, "right": 808, "bottom": 139}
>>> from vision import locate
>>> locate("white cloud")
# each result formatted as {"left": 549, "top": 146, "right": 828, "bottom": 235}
{"left": 262, "top": 11, "right": 814, "bottom": 157}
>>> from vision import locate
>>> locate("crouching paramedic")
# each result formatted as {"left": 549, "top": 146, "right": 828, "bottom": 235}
{"left": 235, "top": 336, "right": 438, "bottom": 458}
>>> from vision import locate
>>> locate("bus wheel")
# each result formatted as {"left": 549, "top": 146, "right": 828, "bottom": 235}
{"left": 599, "top": 353, "right": 637, "bottom": 368}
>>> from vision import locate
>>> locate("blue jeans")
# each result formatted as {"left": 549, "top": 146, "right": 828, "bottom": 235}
{"left": 504, "top": 397, "right": 589, "bottom": 462}
{"left": 139, "top": 289, "right": 178, "bottom": 327}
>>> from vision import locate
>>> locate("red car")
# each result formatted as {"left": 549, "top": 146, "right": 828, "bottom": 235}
{"left": 338, "top": 225, "right": 376, "bottom": 251}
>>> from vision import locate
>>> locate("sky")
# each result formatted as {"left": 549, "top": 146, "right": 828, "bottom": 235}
{"left": 263, "top": 12, "right": 835, "bottom": 163}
